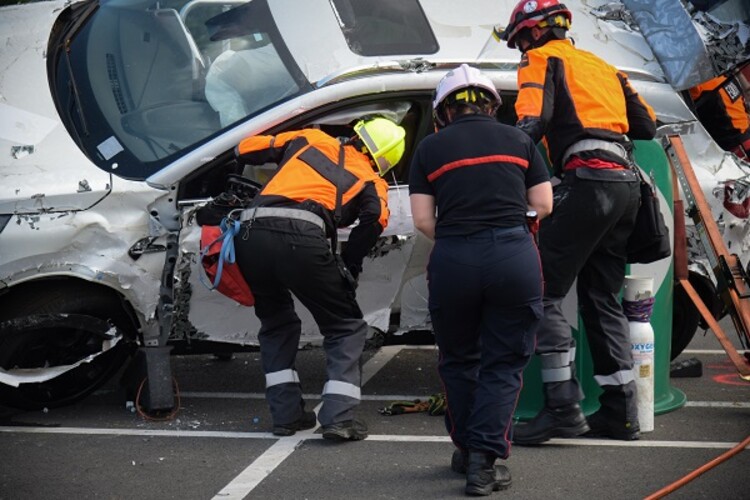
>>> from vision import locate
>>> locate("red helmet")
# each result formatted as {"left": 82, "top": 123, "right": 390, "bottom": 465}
{"left": 501, "top": 0, "right": 572, "bottom": 49}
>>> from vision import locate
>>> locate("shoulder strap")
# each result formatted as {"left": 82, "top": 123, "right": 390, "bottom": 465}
{"left": 331, "top": 145, "right": 345, "bottom": 255}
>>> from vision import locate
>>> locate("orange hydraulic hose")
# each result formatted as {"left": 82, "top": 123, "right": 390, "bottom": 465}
{"left": 643, "top": 435, "right": 750, "bottom": 499}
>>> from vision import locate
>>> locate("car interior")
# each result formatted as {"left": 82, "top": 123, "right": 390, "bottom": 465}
{"left": 176, "top": 92, "right": 521, "bottom": 205}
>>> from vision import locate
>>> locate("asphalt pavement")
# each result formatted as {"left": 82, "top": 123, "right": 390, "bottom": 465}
{"left": 1, "top": 319, "right": 748, "bottom": 499}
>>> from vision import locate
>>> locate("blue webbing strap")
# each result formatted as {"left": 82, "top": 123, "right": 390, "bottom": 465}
{"left": 199, "top": 217, "right": 242, "bottom": 290}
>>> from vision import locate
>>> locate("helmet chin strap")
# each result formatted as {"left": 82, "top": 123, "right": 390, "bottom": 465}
{"left": 347, "top": 135, "right": 367, "bottom": 153}
{"left": 347, "top": 136, "right": 379, "bottom": 170}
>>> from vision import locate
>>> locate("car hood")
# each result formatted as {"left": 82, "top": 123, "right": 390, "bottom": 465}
{"left": 0, "top": 0, "right": 115, "bottom": 215}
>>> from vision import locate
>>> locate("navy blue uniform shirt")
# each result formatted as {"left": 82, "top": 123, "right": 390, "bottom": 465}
{"left": 408, "top": 114, "right": 550, "bottom": 239}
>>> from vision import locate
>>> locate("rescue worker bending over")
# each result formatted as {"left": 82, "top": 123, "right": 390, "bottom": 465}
{"left": 689, "top": 74, "right": 750, "bottom": 160}
{"left": 499, "top": 0, "right": 657, "bottom": 443}
{"left": 409, "top": 64, "right": 552, "bottom": 496}
{"left": 233, "top": 117, "right": 406, "bottom": 441}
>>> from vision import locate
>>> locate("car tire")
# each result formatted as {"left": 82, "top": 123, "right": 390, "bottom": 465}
{"left": 670, "top": 272, "right": 721, "bottom": 361}
{"left": 672, "top": 282, "right": 700, "bottom": 361}
{"left": 0, "top": 282, "right": 138, "bottom": 410}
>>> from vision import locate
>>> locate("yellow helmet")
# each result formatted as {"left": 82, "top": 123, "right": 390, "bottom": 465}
{"left": 353, "top": 117, "right": 406, "bottom": 176}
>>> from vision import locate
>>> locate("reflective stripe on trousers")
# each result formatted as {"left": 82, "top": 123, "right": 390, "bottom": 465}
{"left": 540, "top": 347, "right": 576, "bottom": 383}
{"left": 595, "top": 370, "right": 635, "bottom": 386}
{"left": 266, "top": 369, "right": 301, "bottom": 388}
{"left": 323, "top": 380, "right": 361, "bottom": 400}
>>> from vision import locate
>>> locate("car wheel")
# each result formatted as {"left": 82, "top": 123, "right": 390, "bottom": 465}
{"left": 0, "top": 283, "right": 138, "bottom": 410}
{"left": 670, "top": 272, "right": 719, "bottom": 361}
{"left": 672, "top": 283, "right": 700, "bottom": 361}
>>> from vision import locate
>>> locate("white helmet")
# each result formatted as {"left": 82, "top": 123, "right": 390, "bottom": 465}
{"left": 432, "top": 64, "right": 501, "bottom": 128}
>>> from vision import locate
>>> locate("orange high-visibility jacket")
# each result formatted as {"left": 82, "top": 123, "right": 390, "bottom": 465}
{"left": 515, "top": 39, "right": 656, "bottom": 171}
{"left": 235, "top": 128, "right": 389, "bottom": 274}
{"left": 689, "top": 75, "right": 750, "bottom": 152}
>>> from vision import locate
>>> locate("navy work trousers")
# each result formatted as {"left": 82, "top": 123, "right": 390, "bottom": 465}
{"left": 234, "top": 217, "right": 367, "bottom": 427}
{"left": 428, "top": 226, "right": 543, "bottom": 459}
{"left": 537, "top": 168, "right": 641, "bottom": 421}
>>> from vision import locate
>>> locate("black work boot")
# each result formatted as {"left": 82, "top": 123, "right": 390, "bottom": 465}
{"left": 272, "top": 410, "right": 317, "bottom": 436}
{"left": 453, "top": 448, "right": 512, "bottom": 492}
{"left": 512, "top": 403, "right": 590, "bottom": 445}
{"left": 321, "top": 418, "right": 368, "bottom": 441}
{"left": 465, "top": 451, "right": 511, "bottom": 496}
{"left": 451, "top": 448, "right": 468, "bottom": 474}
{"left": 585, "top": 411, "right": 640, "bottom": 441}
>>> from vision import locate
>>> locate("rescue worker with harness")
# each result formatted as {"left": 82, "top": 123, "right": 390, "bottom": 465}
{"left": 409, "top": 64, "right": 552, "bottom": 496}
{"left": 498, "top": 0, "right": 657, "bottom": 443}
{"left": 233, "top": 117, "right": 406, "bottom": 441}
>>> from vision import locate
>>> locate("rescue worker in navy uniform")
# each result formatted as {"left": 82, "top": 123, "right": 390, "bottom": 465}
{"left": 233, "top": 117, "right": 406, "bottom": 441}
{"left": 499, "top": 0, "right": 657, "bottom": 443}
{"left": 409, "top": 64, "right": 553, "bottom": 496}
{"left": 689, "top": 74, "right": 750, "bottom": 160}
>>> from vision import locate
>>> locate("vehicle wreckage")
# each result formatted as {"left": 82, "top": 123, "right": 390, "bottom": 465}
{"left": 0, "top": 0, "right": 748, "bottom": 411}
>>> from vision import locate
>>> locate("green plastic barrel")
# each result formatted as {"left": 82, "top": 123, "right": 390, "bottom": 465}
{"left": 514, "top": 139, "right": 687, "bottom": 420}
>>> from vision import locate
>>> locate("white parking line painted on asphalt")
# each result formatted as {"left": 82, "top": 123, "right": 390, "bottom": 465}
{"left": 181, "top": 391, "right": 750, "bottom": 408}
{"left": 210, "top": 344, "right": 407, "bottom": 499}
{"left": 1, "top": 426, "right": 744, "bottom": 451}
{"left": 181, "top": 391, "right": 270, "bottom": 399}
{"left": 682, "top": 349, "right": 738, "bottom": 355}
{"left": 361, "top": 345, "right": 411, "bottom": 385}
{"left": 0, "top": 427, "right": 275, "bottom": 439}
{"left": 685, "top": 401, "right": 750, "bottom": 408}
{"left": 180, "top": 392, "right": 435, "bottom": 401}
{"left": 545, "top": 438, "right": 747, "bottom": 449}
{"left": 366, "top": 435, "right": 746, "bottom": 450}
{"left": 212, "top": 437, "right": 303, "bottom": 499}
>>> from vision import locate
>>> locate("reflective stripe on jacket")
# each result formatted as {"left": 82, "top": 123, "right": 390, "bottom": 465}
{"left": 235, "top": 128, "right": 389, "bottom": 231}
{"left": 515, "top": 39, "right": 656, "bottom": 171}
{"left": 235, "top": 128, "right": 389, "bottom": 275}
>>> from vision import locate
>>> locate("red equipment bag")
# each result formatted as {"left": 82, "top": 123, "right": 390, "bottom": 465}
{"left": 200, "top": 224, "right": 254, "bottom": 306}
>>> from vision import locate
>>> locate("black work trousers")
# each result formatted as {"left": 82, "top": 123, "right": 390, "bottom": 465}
{"left": 234, "top": 217, "right": 367, "bottom": 427}
{"left": 537, "top": 168, "right": 641, "bottom": 421}
{"left": 428, "top": 226, "right": 543, "bottom": 459}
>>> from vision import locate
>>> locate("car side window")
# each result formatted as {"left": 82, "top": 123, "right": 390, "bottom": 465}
{"left": 178, "top": 99, "right": 431, "bottom": 201}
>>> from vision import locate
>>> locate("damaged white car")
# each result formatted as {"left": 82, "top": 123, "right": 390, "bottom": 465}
{"left": 1, "top": 0, "right": 748, "bottom": 410}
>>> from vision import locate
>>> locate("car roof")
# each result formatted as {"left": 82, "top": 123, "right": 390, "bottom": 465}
{"left": 1, "top": 0, "right": 670, "bottom": 193}
{"left": 280, "top": 0, "right": 663, "bottom": 87}
{"left": 145, "top": 0, "right": 668, "bottom": 188}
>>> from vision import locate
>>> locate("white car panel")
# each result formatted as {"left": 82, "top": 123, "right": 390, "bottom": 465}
{"left": 1, "top": 0, "right": 749, "bottom": 407}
